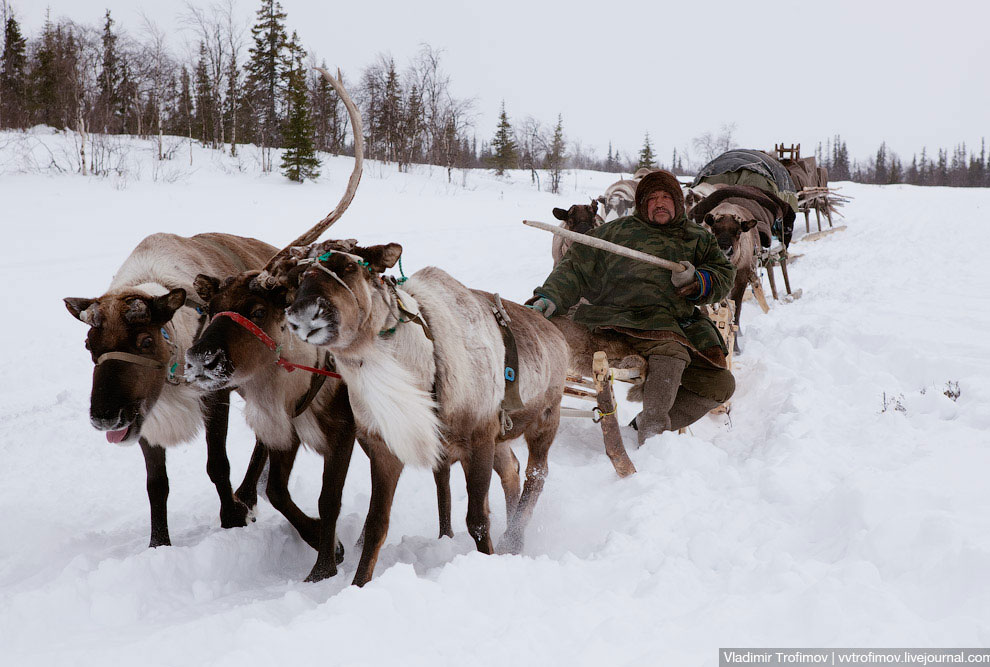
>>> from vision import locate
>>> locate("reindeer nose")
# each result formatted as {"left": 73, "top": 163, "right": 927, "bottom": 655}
{"left": 90, "top": 409, "right": 126, "bottom": 431}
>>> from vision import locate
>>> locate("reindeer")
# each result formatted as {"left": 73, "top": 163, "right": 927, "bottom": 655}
{"left": 692, "top": 203, "right": 759, "bottom": 352}
{"left": 64, "top": 233, "right": 276, "bottom": 547}
{"left": 274, "top": 241, "right": 570, "bottom": 586}
{"left": 551, "top": 199, "right": 601, "bottom": 265}
{"left": 597, "top": 177, "right": 638, "bottom": 221}
{"left": 184, "top": 269, "right": 354, "bottom": 580}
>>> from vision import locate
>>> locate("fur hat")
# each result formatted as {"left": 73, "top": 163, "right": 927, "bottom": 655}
{"left": 635, "top": 169, "right": 685, "bottom": 220}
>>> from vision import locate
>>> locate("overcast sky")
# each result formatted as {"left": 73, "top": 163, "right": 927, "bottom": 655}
{"left": 12, "top": 0, "right": 990, "bottom": 167}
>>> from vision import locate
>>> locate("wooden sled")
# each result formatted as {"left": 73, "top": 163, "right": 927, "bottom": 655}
{"left": 759, "top": 244, "right": 801, "bottom": 302}
{"left": 797, "top": 225, "right": 847, "bottom": 243}
{"left": 561, "top": 352, "right": 640, "bottom": 478}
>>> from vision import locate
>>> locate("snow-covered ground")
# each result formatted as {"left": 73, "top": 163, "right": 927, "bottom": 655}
{"left": 1, "top": 130, "right": 989, "bottom": 666}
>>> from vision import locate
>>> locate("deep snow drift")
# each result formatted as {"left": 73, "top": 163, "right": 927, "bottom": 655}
{"left": 1, "top": 130, "right": 989, "bottom": 666}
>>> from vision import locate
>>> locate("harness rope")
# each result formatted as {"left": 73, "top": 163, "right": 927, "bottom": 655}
{"left": 209, "top": 311, "right": 343, "bottom": 379}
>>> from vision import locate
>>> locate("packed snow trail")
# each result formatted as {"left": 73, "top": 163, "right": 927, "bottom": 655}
{"left": 1, "top": 133, "right": 988, "bottom": 666}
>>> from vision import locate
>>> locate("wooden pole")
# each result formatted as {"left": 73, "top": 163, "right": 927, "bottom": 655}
{"left": 522, "top": 220, "right": 685, "bottom": 273}
{"left": 593, "top": 352, "right": 636, "bottom": 478}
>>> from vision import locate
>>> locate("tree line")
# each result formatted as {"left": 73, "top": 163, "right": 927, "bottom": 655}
{"left": 816, "top": 136, "right": 989, "bottom": 188}
{"left": 0, "top": 0, "right": 491, "bottom": 184}
{"left": 2, "top": 1, "right": 987, "bottom": 189}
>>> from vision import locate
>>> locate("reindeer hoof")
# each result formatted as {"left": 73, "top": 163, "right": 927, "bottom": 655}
{"left": 304, "top": 561, "right": 338, "bottom": 583}
{"left": 220, "top": 498, "right": 251, "bottom": 528}
{"left": 233, "top": 490, "right": 258, "bottom": 511}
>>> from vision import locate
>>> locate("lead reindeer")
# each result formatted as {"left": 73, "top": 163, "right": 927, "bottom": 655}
{"left": 269, "top": 239, "right": 570, "bottom": 586}
{"left": 64, "top": 233, "right": 276, "bottom": 547}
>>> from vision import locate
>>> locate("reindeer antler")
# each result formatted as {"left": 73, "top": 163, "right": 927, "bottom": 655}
{"left": 258, "top": 67, "right": 364, "bottom": 287}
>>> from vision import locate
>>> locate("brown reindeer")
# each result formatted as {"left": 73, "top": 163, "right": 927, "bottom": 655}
{"left": 551, "top": 199, "right": 601, "bottom": 265}
{"left": 184, "top": 270, "right": 353, "bottom": 580}
{"left": 280, "top": 241, "right": 569, "bottom": 586}
{"left": 64, "top": 233, "right": 276, "bottom": 547}
{"left": 695, "top": 205, "right": 759, "bottom": 352}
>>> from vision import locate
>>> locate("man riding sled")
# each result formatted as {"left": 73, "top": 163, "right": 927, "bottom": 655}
{"left": 529, "top": 170, "right": 737, "bottom": 445}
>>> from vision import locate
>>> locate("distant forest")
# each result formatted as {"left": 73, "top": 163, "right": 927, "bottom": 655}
{"left": 1, "top": 0, "right": 987, "bottom": 189}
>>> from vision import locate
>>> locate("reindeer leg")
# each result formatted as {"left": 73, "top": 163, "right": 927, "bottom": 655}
{"left": 352, "top": 440, "right": 403, "bottom": 587}
{"left": 493, "top": 441, "right": 521, "bottom": 522}
{"left": 463, "top": 432, "right": 497, "bottom": 555}
{"left": 202, "top": 389, "right": 249, "bottom": 529}
{"left": 730, "top": 279, "right": 746, "bottom": 355}
{"left": 140, "top": 437, "right": 170, "bottom": 547}
{"left": 234, "top": 439, "right": 268, "bottom": 510}
{"left": 499, "top": 401, "right": 559, "bottom": 555}
{"left": 305, "top": 416, "right": 356, "bottom": 582}
{"left": 433, "top": 454, "right": 454, "bottom": 539}
{"left": 267, "top": 436, "right": 320, "bottom": 549}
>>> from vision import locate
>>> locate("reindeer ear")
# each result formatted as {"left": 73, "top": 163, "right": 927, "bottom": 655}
{"left": 590, "top": 199, "right": 599, "bottom": 212}
{"left": 741, "top": 219, "right": 758, "bottom": 232}
{"left": 359, "top": 243, "right": 403, "bottom": 273}
{"left": 150, "top": 288, "right": 187, "bottom": 323}
{"left": 552, "top": 207, "right": 568, "bottom": 221}
{"left": 194, "top": 274, "right": 220, "bottom": 302}
{"left": 64, "top": 297, "right": 98, "bottom": 326}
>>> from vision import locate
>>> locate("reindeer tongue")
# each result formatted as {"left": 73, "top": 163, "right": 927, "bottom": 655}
{"left": 106, "top": 427, "right": 129, "bottom": 444}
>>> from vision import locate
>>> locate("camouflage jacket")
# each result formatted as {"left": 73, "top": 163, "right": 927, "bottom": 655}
{"left": 535, "top": 213, "right": 736, "bottom": 356}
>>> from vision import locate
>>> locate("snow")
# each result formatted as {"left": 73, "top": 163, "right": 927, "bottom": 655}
{"left": 1, "top": 131, "right": 989, "bottom": 666}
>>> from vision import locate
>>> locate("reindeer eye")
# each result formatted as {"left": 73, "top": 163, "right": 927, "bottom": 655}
{"left": 343, "top": 263, "right": 356, "bottom": 273}
{"left": 137, "top": 334, "right": 154, "bottom": 350}
{"left": 250, "top": 306, "right": 267, "bottom": 321}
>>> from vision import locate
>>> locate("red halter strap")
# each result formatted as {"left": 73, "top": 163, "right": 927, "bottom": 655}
{"left": 211, "top": 311, "right": 342, "bottom": 379}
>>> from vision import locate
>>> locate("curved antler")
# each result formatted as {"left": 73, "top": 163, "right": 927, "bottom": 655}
{"left": 259, "top": 66, "right": 364, "bottom": 287}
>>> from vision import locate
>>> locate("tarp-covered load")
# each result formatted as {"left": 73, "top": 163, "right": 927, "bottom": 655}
{"left": 692, "top": 149, "right": 800, "bottom": 213}
{"left": 780, "top": 156, "right": 820, "bottom": 190}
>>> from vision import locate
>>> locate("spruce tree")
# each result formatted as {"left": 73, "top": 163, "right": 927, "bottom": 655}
{"left": 194, "top": 44, "right": 213, "bottom": 143}
{"left": 30, "top": 15, "right": 59, "bottom": 127}
{"left": 637, "top": 132, "right": 656, "bottom": 171}
{"left": 490, "top": 101, "right": 517, "bottom": 175}
{"left": 545, "top": 113, "right": 566, "bottom": 194}
{"left": 97, "top": 10, "right": 121, "bottom": 132}
{"left": 873, "top": 142, "right": 887, "bottom": 184}
{"left": 1, "top": 12, "right": 28, "bottom": 128}
{"left": 245, "top": 0, "right": 289, "bottom": 171}
{"left": 279, "top": 33, "right": 319, "bottom": 182}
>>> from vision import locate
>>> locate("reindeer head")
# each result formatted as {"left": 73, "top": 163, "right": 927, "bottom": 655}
{"left": 702, "top": 212, "right": 757, "bottom": 261}
{"left": 64, "top": 289, "right": 186, "bottom": 444}
{"left": 184, "top": 270, "right": 293, "bottom": 390}
{"left": 285, "top": 241, "right": 402, "bottom": 351}
{"left": 552, "top": 199, "right": 601, "bottom": 235}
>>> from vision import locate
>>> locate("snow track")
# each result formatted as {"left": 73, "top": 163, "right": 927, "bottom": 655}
{"left": 1, "top": 132, "right": 989, "bottom": 665}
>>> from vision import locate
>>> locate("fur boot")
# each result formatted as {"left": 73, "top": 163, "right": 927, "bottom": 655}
{"left": 635, "top": 355, "right": 687, "bottom": 446}
{"left": 668, "top": 388, "right": 721, "bottom": 431}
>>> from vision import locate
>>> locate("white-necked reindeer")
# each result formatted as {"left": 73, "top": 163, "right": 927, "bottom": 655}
{"left": 273, "top": 241, "right": 570, "bottom": 586}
